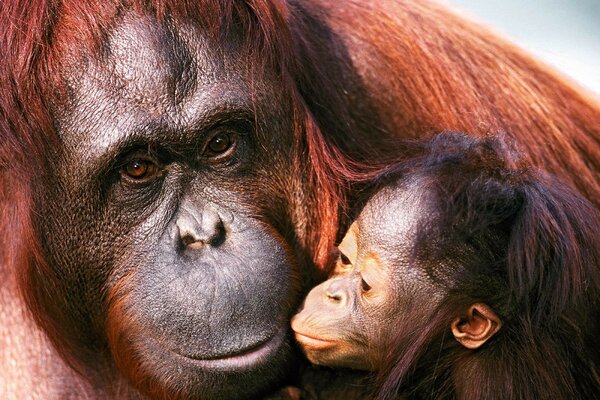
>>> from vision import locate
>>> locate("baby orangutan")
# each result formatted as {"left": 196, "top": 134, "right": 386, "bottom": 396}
{"left": 292, "top": 133, "right": 600, "bottom": 399}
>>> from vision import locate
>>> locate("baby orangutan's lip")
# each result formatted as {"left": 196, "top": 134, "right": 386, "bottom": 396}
{"left": 294, "top": 332, "right": 337, "bottom": 350}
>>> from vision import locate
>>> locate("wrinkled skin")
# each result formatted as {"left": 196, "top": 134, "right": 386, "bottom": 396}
{"left": 36, "top": 13, "right": 302, "bottom": 399}
{"left": 292, "top": 183, "right": 443, "bottom": 370}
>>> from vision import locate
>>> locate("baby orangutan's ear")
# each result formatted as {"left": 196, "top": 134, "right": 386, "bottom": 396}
{"left": 450, "top": 303, "right": 501, "bottom": 349}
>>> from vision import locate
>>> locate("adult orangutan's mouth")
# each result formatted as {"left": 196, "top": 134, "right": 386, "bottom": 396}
{"left": 167, "top": 329, "right": 287, "bottom": 371}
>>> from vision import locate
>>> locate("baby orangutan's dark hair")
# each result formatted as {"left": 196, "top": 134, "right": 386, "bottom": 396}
{"left": 374, "top": 132, "right": 600, "bottom": 400}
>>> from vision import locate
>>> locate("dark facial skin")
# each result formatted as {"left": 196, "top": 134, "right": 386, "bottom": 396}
{"left": 37, "top": 12, "right": 300, "bottom": 399}
{"left": 292, "top": 182, "right": 500, "bottom": 370}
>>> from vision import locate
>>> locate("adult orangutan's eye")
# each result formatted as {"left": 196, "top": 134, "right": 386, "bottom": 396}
{"left": 205, "top": 132, "right": 236, "bottom": 157}
{"left": 121, "top": 159, "right": 160, "bottom": 182}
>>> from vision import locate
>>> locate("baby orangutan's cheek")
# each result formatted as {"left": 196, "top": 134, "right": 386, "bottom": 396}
{"left": 291, "top": 313, "right": 373, "bottom": 370}
{"left": 305, "top": 339, "right": 371, "bottom": 369}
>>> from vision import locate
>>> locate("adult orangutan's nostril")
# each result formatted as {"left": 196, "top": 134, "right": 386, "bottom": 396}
{"left": 176, "top": 206, "right": 226, "bottom": 249}
{"left": 208, "top": 221, "right": 226, "bottom": 247}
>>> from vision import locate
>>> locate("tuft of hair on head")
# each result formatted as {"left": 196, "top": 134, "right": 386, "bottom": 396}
{"left": 374, "top": 131, "right": 600, "bottom": 400}
{"left": 420, "top": 132, "right": 600, "bottom": 326}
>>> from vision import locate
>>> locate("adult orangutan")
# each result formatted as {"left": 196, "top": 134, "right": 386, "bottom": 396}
{"left": 0, "top": 0, "right": 598, "bottom": 399}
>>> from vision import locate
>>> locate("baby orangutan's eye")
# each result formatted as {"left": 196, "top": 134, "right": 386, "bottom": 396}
{"left": 340, "top": 252, "right": 352, "bottom": 266}
{"left": 360, "top": 275, "right": 372, "bottom": 293}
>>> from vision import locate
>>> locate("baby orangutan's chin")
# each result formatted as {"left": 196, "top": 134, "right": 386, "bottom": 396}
{"left": 293, "top": 331, "right": 372, "bottom": 370}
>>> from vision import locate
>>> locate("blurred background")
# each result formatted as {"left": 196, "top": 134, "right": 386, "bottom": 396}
{"left": 444, "top": 0, "right": 600, "bottom": 95}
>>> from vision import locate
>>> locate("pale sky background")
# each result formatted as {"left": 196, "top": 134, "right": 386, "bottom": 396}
{"left": 444, "top": 0, "right": 600, "bottom": 95}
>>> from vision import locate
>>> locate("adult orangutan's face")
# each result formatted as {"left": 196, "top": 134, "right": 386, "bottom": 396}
{"left": 39, "top": 12, "right": 301, "bottom": 399}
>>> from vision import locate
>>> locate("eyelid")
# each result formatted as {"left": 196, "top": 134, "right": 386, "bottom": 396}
{"left": 340, "top": 252, "right": 352, "bottom": 265}
{"left": 113, "top": 143, "right": 166, "bottom": 166}
{"left": 201, "top": 130, "right": 238, "bottom": 160}
{"left": 119, "top": 152, "right": 158, "bottom": 165}
{"left": 359, "top": 272, "right": 372, "bottom": 293}
{"left": 117, "top": 151, "right": 165, "bottom": 187}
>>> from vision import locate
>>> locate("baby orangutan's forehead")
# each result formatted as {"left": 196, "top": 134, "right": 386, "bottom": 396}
{"left": 356, "top": 180, "right": 429, "bottom": 251}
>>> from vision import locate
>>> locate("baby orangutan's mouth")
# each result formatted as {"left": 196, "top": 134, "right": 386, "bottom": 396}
{"left": 293, "top": 331, "right": 337, "bottom": 350}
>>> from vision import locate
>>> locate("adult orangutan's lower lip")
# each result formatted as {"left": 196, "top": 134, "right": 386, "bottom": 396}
{"left": 294, "top": 332, "right": 337, "bottom": 350}
{"left": 168, "top": 329, "right": 286, "bottom": 371}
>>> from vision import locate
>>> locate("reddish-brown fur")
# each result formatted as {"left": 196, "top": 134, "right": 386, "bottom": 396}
{"left": 371, "top": 133, "right": 600, "bottom": 399}
{"left": 1, "top": 0, "right": 599, "bottom": 397}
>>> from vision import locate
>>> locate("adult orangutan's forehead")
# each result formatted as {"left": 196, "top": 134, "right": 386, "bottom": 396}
{"left": 60, "top": 12, "right": 249, "bottom": 120}
{"left": 53, "top": 11, "right": 273, "bottom": 170}
{"left": 105, "top": 13, "right": 207, "bottom": 108}
{"left": 103, "top": 12, "right": 252, "bottom": 103}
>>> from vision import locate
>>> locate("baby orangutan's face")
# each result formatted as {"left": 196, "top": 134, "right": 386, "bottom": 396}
{"left": 291, "top": 183, "right": 504, "bottom": 370}
{"left": 291, "top": 221, "right": 393, "bottom": 370}
{"left": 291, "top": 185, "right": 438, "bottom": 370}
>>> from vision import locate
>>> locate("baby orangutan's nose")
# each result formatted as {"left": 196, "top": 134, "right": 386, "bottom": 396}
{"left": 325, "top": 278, "right": 347, "bottom": 306}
